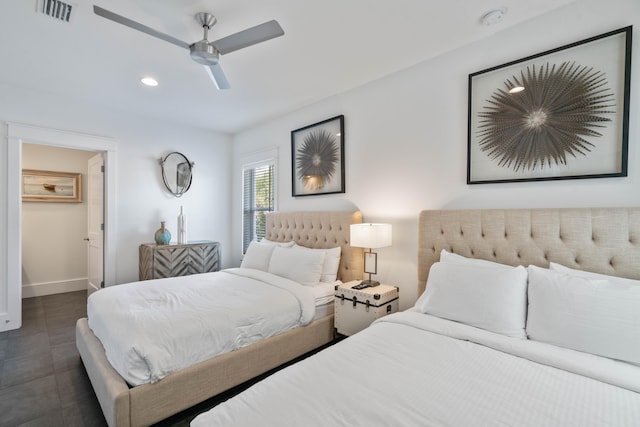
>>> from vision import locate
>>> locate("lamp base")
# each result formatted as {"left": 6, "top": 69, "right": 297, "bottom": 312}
{"left": 361, "top": 280, "right": 380, "bottom": 287}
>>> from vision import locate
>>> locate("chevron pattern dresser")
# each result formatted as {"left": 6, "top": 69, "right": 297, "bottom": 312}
{"left": 139, "top": 240, "right": 220, "bottom": 281}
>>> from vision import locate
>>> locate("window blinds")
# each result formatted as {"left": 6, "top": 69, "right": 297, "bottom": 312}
{"left": 242, "top": 163, "right": 274, "bottom": 253}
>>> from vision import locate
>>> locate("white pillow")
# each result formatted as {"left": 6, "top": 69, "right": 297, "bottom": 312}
{"left": 416, "top": 261, "right": 528, "bottom": 338}
{"left": 268, "top": 246, "right": 326, "bottom": 286}
{"left": 550, "top": 262, "right": 640, "bottom": 287}
{"left": 240, "top": 241, "right": 276, "bottom": 271}
{"left": 260, "top": 238, "right": 296, "bottom": 248}
{"left": 292, "top": 244, "right": 341, "bottom": 283}
{"left": 526, "top": 265, "right": 640, "bottom": 365}
{"left": 440, "top": 249, "right": 513, "bottom": 269}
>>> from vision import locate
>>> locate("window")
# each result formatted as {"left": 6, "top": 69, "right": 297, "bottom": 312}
{"left": 242, "top": 161, "right": 274, "bottom": 254}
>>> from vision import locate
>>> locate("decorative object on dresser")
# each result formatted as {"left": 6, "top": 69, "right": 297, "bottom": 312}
{"left": 177, "top": 205, "right": 187, "bottom": 244}
{"left": 467, "top": 26, "right": 631, "bottom": 184}
{"left": 334, "top": 281, "right": 399, "bottom": 336}
{"left": 22, "top": 169, "right": 82, "bottom": 203}
{"left": 154, "top": 221, "right": 171, "bottom": 245}
{"left": 291, "top": 115, "right": 345, "bottom": 197}
{"left": 139, "top": 240, "right": 220, "bottom": 280}
{"left": 159, "top": 151, "right": 194, "bottom": 197}
{"left": 349, "top": 223, "right": 392, "bottom": 287}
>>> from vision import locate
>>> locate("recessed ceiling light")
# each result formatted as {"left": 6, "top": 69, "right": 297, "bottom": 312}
{"left": 480, "top": 7, "right": 508, "bottom": 26}
{"left": 509, "top": 86, "right": 525, "bottom": 94}
{"left": 141, "top": 77, "right": 158, "bottom": 87}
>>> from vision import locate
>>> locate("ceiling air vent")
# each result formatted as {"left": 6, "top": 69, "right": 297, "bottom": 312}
{"left": 37, "top": 0, "right": 75, "bottom": 23}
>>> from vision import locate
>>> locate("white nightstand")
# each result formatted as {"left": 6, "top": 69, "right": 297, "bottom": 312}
{"left": 334, "top": 281, "right": 399, "bottom": 336}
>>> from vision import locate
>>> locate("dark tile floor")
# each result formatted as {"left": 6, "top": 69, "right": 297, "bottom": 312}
{"left": 0, "top": 291, "right": 105, "bottom": 427}
{"left": 0, "top": 291, "right": 336, "bottom": 427}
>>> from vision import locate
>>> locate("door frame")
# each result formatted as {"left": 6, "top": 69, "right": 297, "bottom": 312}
{"left": 6, "top": 123, "right": 117, "bottom": 328}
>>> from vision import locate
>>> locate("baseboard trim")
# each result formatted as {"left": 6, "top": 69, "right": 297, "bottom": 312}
{"left": 22, "top": 278, "right": 87, "bottom": 298}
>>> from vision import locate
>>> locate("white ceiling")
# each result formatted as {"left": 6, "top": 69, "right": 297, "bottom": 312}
{"left": 1, "top": 0, "right": 579, "bottom": 134}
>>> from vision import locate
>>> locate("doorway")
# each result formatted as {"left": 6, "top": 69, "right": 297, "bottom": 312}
{"left": 4, "top": 123, "right": 117, "bottom": 332}
{"left": 22, "top": 144, "right": 98, "bottom": 297}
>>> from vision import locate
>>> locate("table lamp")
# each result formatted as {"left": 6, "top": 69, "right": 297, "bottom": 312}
{"left": 350, "top": 223, "right": 392, "bottom": 287}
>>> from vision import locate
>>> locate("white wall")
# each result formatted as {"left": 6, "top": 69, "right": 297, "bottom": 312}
{"left": 231, "top": 0, "right": 640, "bottom": 309}
{"left": 22, "top": 144, "right": 94, "bottom": 296}
{"left": 0, "top": 82, "right": 233, "bottom": 294}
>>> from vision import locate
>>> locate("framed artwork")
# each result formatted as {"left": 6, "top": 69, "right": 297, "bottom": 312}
{"left": 467, "top": 26, "right": 632, "bottom": 184}
{"left": 291, "top": 115, "right": 345, "bottom": 196}
{"left": 22, "top": 169, "right": 82, "bottom": 202}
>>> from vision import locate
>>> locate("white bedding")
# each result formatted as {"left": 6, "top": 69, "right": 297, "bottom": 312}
{"left": 308, "top": 281, "right": 337, "bottom": 306}
{"left": 192, "top": 311, "right": 640, "bottom": 427}
{"left": 87, "top": 268, "right": 315, "bottom": 386}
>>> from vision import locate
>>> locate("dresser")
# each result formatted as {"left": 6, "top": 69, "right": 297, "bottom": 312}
{"left": 139, "top": 240, "right": 220, "bottom": 280}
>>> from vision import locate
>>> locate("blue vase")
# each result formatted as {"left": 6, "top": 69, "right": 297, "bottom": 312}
{"left": 154, "top": 221, "right": 171, "bottom": 245}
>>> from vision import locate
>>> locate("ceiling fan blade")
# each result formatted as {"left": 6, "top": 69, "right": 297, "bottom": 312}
{"left": 212, "top": 20, "right": 284, "bottom": 55}
{"left": 93, "top": 5, "right": 190, "bottom": 50}
{"left": 205, "top": 64, "right": 231, "bottom": 90}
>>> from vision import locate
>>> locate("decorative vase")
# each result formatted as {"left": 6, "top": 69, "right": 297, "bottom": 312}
{"left": 154, "top": 221, "right": 171, "bottom": 245}
{"left": 177, "top": 206, "right": 187, "bottom": 244}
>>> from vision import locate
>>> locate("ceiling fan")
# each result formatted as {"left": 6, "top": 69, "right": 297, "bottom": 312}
{"left": 93, "top": 5, "right": 284, "bottom": 90}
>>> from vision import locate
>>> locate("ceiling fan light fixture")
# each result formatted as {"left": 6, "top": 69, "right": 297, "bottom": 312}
{"left": 141, "top": 77, "right": 158, "bottom": 87}
{"left": 190, "top": 41, "right": 220, "bottom": 65}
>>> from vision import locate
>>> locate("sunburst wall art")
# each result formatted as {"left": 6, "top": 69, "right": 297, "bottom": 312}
{"left": 291, "top": 115, "right": 345, "bottom": 196}
{"left": 467, "top": 26, "right": 631, "bottom": 184}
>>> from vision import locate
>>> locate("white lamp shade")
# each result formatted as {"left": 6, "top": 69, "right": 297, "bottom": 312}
{"left": 350, "top": 223, "right": 392, "bottom": 249}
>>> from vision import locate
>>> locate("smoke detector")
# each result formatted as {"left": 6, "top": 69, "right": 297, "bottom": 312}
{"left": 480, "top": 7, "right": 507, "bottom": 26}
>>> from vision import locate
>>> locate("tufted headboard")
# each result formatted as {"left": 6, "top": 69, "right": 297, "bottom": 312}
{"left": 418, "top": 208, "right": 640, "bottom": 296}
{"left": 265, "top": 211, "right": 364, "bottom": 283}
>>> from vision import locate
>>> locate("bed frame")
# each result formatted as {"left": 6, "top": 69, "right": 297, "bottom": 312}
{"left": 76, "top": 211, "right": 363, "bottom": 427}
{"left": 418, "top": 207, "right": 640, "bottom": 296}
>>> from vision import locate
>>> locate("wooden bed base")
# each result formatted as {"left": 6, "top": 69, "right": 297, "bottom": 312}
{"left": 76, "top": 210, "right": 363, "bottom": 426}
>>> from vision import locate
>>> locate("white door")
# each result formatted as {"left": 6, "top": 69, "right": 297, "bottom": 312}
{"left": 87, "top": 153, "right": 104, "bottom": 294}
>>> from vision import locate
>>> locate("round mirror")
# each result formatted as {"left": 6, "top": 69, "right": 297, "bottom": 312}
{"left": 160, "top": 152, "right": 193, "bottom": 197}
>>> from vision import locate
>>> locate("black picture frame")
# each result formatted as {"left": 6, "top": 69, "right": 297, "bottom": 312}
{"left": 291, "top": 115, "right": 345, "bottom": 197}
{"left": 467, "top": 26, "right": 632, "bottom": 184}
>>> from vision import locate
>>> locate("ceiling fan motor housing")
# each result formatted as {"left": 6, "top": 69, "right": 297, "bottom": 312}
{"left": 190, "top": 41, "right": 220, "bottom": 65}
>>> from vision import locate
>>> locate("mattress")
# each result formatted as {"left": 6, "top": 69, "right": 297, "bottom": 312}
{"left": 308, "top": 281, "right": 336, "bottom": 321}
{"left": 309, "top": 281, "right": 336, "bottom": 306}
{"left": 88, "top": 268, "right": 316, "bottom": 386}
{"left": 192, "top": 311, "right": 640, "bottom": 427}
{"left": 312, "top": 301, "right": 334, "bottom": 321}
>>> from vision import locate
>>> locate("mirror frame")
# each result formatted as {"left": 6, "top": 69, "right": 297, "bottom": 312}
{"left": 159, "top": 152, "right": 194, "bottom": 197}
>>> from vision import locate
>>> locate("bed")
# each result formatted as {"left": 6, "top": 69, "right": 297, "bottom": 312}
{"left": 191, "top": 207, "right": 640, "bottom": 426}
{"left": 75, "top": 210, "right": 364, "bottom": 427}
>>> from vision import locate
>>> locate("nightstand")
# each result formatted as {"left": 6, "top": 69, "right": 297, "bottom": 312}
{"left": 334, "top": 281, "right": 399, "bottom": 336}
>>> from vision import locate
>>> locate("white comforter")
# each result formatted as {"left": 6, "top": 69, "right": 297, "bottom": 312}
{"left": 192, "top": 311, "right": 640, "bottom": 427}
{"left": 87, "top": 268, "right": 315, "bottom": 386}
